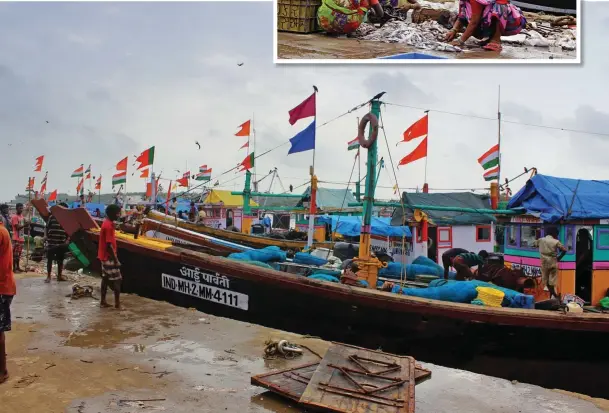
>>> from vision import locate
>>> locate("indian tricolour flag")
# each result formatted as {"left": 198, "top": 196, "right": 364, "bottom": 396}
{"left": 347, "top": 137, "right": 359, "bottom": 151}
{"left": 195, "top": 167, "right": 212, "bottom": 181}
{"left": 478, "top": 144, "right": 499, "bottom": 170}
{"left": 483, "top": 166, "right": 499, "bottom": 181}
{"left": 112, "top": 171, "right": 127, "bottom": 186}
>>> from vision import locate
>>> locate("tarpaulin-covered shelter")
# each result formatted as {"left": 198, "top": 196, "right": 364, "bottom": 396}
{"left": 318, "top": 215, "right": 412, "bottom": 238}
{"left": 499, "top": 174, "right": 609, "bottom": 306}
{"left": 507, "top": 174, "right": 609, "bottom": 223}
{"left": 391, "top": 192, "right": 496, "bottom": 265}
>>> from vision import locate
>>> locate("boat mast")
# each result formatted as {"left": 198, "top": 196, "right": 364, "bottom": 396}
{"left": 306, "top": 87, "right": 318, "bottom": 250}
{"left": 356, "top": 95, "right": 385, "bottom": 289}
{"left": 497, "top": 85, "right": 502, "bottom": 195}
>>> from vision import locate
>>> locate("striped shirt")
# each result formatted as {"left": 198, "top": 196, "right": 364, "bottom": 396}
{"left": 46, "top": 216, "right": 68, "bottom": 247}
{"left": 456, "top": 252, "right": 485, "bottom": 267}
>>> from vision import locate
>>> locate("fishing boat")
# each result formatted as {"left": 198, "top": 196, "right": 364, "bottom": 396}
{"left": 147, "top": 209, "right": 334, "bottom": 251}
{"left": 512, "top": 0, "right": 576, "bottom": 15}
{"left": 43, "top": 96, "right": 609, "bottom": 398}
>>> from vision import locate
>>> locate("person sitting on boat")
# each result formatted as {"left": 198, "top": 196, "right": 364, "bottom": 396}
{"left": 441, "top": 247, "right": 469, "bottom": 280}
{"left": 532, "top": 227, "right": 567, "bottom": 300}
{"left": 188, "top": 202, "right": 197, "bottom": 222}
{"left": 452, "top": 250, "right": 489, "bottom": 281}
{"left": 444, "top": 0, "right": 526, "bottom": 52}
{"left": 168, "top": 197, "right": 178, "bottom": 216}
{"left": 317, "top": 0, "right": 384, "bottom": 36}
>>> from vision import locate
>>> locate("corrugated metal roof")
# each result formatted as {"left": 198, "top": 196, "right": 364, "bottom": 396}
{"left": 391, "top": 192, "right": 496, "bottom": 226}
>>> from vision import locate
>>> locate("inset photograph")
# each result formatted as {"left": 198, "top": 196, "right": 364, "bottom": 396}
{"left": 275, "top": 0, "right": 579, "bottom": 62}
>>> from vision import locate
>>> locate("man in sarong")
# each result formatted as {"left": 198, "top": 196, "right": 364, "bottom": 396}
{"left": 98, "top": 204, "right": 122, "bottom": 309}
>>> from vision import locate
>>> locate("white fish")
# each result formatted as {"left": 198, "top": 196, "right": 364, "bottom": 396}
{"left": 356, "top": 20, "right": 462, "bottom": 52}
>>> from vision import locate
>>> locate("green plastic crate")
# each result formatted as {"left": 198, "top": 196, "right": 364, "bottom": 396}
{"left": 278, "top": 0, "right": 322, "bottom": 34}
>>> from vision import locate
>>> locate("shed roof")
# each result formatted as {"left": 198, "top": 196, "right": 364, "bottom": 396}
{"left": 202, "top": 190, "right": 258, "bottom": 207}
{"left": 391, "top": 192, "right": 496, "bottom": 226}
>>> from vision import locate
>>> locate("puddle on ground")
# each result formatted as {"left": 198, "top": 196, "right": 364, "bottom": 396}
{"left": 56, "top": 322, "right": 140, "bottom": 349}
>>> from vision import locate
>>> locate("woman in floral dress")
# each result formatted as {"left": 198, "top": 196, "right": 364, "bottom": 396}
{"left": 444, "top": 0, "right": 526, "bottom": 52}
{"left": 317, "top": 0, "right": 384, "bottom": 35}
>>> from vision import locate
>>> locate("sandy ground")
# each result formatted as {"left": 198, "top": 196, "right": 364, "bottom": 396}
{"left": 2, "top": 272, "right": 608, "bottom": 413}
{"left": 276, "top": 32, "right": 577, "bottom": 60}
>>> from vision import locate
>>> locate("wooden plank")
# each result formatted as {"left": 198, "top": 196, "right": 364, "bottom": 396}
{"left": 300, "top": 343, "right": 416, "bottom": 413}
{"left": 251, "top": 362, "right": 431, "bottom": 403}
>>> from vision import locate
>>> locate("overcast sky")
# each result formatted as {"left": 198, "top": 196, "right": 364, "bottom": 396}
{"left": 0, "top": 1, "right": 607, "bottom": 202}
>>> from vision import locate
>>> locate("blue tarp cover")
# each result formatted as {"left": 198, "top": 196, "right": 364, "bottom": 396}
{"left": 317, "top": 215, "right": 411, "bottom": 238}
{"left": 507, "top": 174, "right": 609, "bottom": 223}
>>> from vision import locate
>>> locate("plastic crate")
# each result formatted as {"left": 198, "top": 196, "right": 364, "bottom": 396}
{"left": 278, "top": 0, "right": 322, "bottom": 34}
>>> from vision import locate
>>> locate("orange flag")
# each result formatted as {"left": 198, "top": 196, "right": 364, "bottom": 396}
{"left": 48, "top": 190, "right": 58, "bottom": 202}
{"left": 235, "top": 120, "right": 251, "bottom": 137}
{"left": 401, "top": 114, "right": 428, "bottom": 143}
{"left": 34, "top": 155, "right": 44, "bottom": 172}
{"left": 140, "top": 168, "right": 150, "bottom": 178}
{"left": 116, "top": 157, "right": 128, "bottom": 171}
{"left": 398, "top": 138, "right": 427, "bottom": 167}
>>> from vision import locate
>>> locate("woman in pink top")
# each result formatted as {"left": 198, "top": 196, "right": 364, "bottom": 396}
{"left": 445, "top": 0, "right": 526, "bottom": 52}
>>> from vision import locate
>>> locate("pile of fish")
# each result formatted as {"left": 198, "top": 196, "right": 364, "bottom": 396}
{"left": 355, "top": 20, "right": 462, "bottom": 52}
{"left": 502, "top": 26, "right": 576, "bottom": 51}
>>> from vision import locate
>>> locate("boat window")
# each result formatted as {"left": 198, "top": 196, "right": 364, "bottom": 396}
{"left": 505, "top": 225, "right": 517, "bottom": 247}
{"left": 520, "top": 225, "right": 541, "bottom": 249}
{"left": 476, "top": 225, "right": 491, "bottom": 242}
{"left": 597, "top": 228, "right": 609, "bottom": 250}
{"left": 564, "top": 226, "right": 575, "bottom": 253}
{"left": 438, "top": 228, "right": 451, "bottom": 243}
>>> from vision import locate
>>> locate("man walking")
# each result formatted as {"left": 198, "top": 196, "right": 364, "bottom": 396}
{"left": 441, "top": 247, "right": 469, "bottom": 280}
{"left": 10, "top": 203, "right": 27, "bottom": 273}
{"left": 45, "top": 203, "right": 69, "bottom": 283}
{"left": 0, "top": 217, "right": 15, "bottom": 384}
{"left": 533, "top": 227, "right": 567, "bottom": 299}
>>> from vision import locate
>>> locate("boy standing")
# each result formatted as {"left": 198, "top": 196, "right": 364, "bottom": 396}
{"left": 0, "top": 219, "right": 15, "bottom": 384}
{"left": 98, "top": 204, "right": 122, "bottom": 309}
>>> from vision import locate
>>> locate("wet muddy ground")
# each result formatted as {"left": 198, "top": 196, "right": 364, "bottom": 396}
{"left": 276, "top": 32, "right": 577, "bottom": 60}
{"left": 3, "top": 273, "right": 608, "bottom": 413}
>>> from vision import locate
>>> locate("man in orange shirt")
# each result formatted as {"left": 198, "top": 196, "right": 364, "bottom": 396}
{"left": 0, "top": 219, "right": 16, "bottom": 384}
{"left": 98, "top": 204, "right": 122, "bottom": 309}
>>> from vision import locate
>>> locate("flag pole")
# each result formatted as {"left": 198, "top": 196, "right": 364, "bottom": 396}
{"left": 307, "top": 87, "right": 317, "bottom": 249}
{"left": 252, "top": 112, "right": 256, "bottom": 183}
{"left": 424, "top": 110, "right": 430, "bottom": 186}
{"left": 497, "top": 84, "right": 502, "bottom": 192}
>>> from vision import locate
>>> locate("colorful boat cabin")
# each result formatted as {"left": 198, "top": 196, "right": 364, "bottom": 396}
{"left": 500, "top": 174, "right": 609, "bottom": 306}
{"left": 200, "top": 189, "right": 259, "bottom": 230}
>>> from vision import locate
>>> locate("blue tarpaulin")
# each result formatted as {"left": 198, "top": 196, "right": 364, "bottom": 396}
{"left": 507, "top": 174, "right": 609, "bottom": 223}
{"left": 317, "top": 215, "right": 411, "bottom": 238}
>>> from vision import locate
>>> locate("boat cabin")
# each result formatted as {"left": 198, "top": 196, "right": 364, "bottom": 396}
{"left": 200, "top": 189, "right": 258, "bottom": 230}
{"left": 390, "top": 192, "right": 496, "bottom": 265}
{"left": 501, "top": 174, "right": 609, "bottom": 306}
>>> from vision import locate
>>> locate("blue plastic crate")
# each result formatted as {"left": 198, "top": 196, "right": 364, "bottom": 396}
{"left": 380, "top": 52, "right": 447, "bottom": 60}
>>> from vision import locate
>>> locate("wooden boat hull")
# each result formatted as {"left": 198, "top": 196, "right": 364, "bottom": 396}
{"left": 140, "top": 219, "right": 250, "bottom": 257}
{"left": 512, "top": 0, "right": 576, "bottom": 15}
{"left": 50, "top": 206, "right": 609, "bottom": 398}
{"left": 147, "top": 211, "right": 334, "bottom": 251}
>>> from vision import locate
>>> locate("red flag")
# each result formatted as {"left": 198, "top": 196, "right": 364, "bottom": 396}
{"left": 48, "top": 190, "right": 58, "bottom": 202}
{"left": 95, "top": 176, "right": 102, "bottom": 190}
{"left": 401, "top": 114, "right": 428, "bottom": 143}
{"left": 240, "top": 141, "right": 249, "bottom": 149}
{"left": 34, "top": 155, "right": 44, "bottom": 172}
{"left": 398, "top": 137, "right": 427, "bottom": 167}
{"left": 39, "top": 172, "right": 48, "bottom": 194}
{"left": 140, "top": 168, "right": 150, "bottom": 178}
{"left": 26, "top": 177, "right": 35, "bottom": 191}
{"left": 238, "top": 152, "right": 255, "bottom": 172}
{"left": 116, "top": 157, "right": 128, "bottom": 171}
{"left": 135, "top": 146, "right": 155, "bottom": 170}
{"left": 288, "top": 92, "right": 316, "bottom": 125}
{"left": 235, "top": 120, "right": 251, "bottom": 137}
